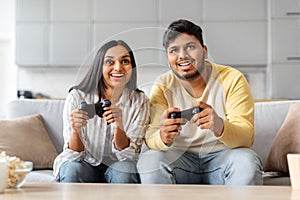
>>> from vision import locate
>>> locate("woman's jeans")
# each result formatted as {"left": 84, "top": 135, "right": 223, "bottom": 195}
{"left": 59, "top": 160, "right": 140, "bottom": 183}
{"left": 137, "top": 148, "right": 263, "bottom": 185}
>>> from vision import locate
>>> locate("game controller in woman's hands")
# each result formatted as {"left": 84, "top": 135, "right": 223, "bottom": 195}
{"left": 80, "top": 99, "right": 111, "bottom": 119}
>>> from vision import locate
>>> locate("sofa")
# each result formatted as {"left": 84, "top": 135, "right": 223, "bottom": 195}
{"left": 3, "top": 98, "right": 300, "bottom": 186}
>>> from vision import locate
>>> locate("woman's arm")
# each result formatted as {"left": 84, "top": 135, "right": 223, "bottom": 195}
{"left": 68, "top": 109, "right": 89, "bottom": 152}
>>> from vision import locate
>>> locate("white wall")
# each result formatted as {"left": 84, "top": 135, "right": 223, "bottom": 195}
{"left": 17, "top": 67, "right": 82, "bottom": 99}
{"left": 0, "top": 0, "right": 17, "bottom": 118}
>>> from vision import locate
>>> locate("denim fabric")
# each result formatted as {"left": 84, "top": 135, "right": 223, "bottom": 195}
{"left": 137, "top": 148, "right": 263, "bottom": 185}
{"left": 59, "top": 160, "right": 140, "bottom": 183}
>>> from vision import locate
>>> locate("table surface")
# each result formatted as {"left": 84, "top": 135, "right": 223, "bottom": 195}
{"left": 1, "top": 182, "right": 299, "bottom": 200}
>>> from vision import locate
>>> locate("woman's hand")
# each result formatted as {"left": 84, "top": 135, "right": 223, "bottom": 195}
{"left": 103, "top": 105, "right": 129, "bottom": 150}
{"left": 70, "top": 109, "right": 89, "bottom": 133}
{"left": 69, "top": 109, "right": 89, "bottom": 152}
{"left": 103, "top": 105, "right": 123, "bottom": 128}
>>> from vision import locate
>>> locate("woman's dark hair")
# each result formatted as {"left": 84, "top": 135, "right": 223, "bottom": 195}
{"left": 163, "top": 19, "right": 205, "bottom": 49}
{"left": 69, "top": 40, "right": 138, "bottom": 101}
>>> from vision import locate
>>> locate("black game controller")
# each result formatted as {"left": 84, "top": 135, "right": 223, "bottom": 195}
{"left": 168, "top": 107, "right": 202, "bottom": 120}
{"left": 80, "top": 99, "right": 111, "bottom": 119}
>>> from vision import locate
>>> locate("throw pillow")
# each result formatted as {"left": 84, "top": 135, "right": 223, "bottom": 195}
{"left": 0, "top": 114, "right": 58, "bottom": 169}
{"left": 264, "top": 102, "right": 300, "bottom": 174}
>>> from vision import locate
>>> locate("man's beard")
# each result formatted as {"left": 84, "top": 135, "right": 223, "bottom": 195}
{"left": 170, "top": 61, "right": 205, "bottom": 81}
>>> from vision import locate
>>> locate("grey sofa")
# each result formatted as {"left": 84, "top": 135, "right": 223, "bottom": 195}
{"left": 5, "top": 99, "right": 297, "bottom": 185}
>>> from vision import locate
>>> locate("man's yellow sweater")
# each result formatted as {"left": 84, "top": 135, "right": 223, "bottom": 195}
{"left": 145, "top": 62, "right": 254, "bottom": 154}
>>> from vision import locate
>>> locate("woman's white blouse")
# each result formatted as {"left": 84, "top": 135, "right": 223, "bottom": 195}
{"left": 53, "top": 88, "right": 150, "bottom": 179}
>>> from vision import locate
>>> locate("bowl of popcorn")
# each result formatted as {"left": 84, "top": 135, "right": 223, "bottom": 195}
{"left": 0, "top": 152, "right": 33, "bottom": 188}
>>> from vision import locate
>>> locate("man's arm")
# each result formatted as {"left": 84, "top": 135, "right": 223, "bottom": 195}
{"left": 217, "top": 69, "right": 254, "bottom": 148}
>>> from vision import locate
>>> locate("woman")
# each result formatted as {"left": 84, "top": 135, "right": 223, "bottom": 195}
{"left": 53, "top": 40, "right": 150, "bottom": 183}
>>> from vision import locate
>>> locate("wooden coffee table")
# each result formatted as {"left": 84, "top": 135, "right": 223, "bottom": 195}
{"left": 2, "top": 182, "right": 298, "bottom": 200}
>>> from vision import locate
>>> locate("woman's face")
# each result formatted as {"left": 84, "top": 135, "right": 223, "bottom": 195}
{"left": 102, "top": 45, "right": 133, "bottom": 90}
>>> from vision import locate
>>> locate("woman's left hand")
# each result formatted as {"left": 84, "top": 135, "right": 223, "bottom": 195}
{"left": 102, "top": 105, "right": 123, "bottom": 128}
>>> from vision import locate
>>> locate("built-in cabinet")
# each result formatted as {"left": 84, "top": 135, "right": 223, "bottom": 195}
{"left": 271, "top": 0, "right": 300, "bottom": 98}
{"left": 15, "top": 0, "right": 300, "bottom": 99}
{"left": 16, "top": 0, "right": 267, "bottom": 67}
{"left": 202, "top": 0, "right": 268, "bottom": 65}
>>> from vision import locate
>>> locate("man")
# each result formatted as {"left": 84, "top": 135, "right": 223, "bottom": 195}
{"left": 137, "top": 19, "right": 263, "bottom": 185}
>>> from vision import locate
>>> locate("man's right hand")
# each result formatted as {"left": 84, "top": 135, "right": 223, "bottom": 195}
{"left": 159, "top": 107, "right": 186, "bottom": 145}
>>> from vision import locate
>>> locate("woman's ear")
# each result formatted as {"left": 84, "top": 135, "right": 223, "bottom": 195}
{"left": 203, "top": 45, "right": 208, "bottom": 60}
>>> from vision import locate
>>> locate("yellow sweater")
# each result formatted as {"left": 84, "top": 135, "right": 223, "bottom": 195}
{"left": 145, "top": 62, "right": 254, "bottom": 154}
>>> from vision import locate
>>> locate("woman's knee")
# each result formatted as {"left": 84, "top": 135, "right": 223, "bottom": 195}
{"left": 59, "top": 161, "right": 87, "bottom": 182}
{"left": 105, "top": 161, "right": 139, "bottom": 183}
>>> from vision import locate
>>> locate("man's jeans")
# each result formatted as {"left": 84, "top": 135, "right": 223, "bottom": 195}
{"left": 137, "top": 148, "right": 263, "bottom": 185}
{"left": 59, "top": 160, "right": 140, "bottom": 183}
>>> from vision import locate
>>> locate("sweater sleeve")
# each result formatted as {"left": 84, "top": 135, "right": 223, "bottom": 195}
{"left": 144, "top": 81, "right": 170, "bottom": 151}
{"left": 217, "top": 69, "right": 254, "bottom": 148}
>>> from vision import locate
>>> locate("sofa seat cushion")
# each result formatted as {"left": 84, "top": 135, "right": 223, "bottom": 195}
{"left": 26, "top": 170, "right": 56, "bottom": 182}
{"left": 263, "top": 176, "right": 290, "bottom": 186}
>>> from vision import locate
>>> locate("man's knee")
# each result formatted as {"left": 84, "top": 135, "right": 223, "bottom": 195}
{"left": 222, "top": 148, "right": 263, "bottom": 185}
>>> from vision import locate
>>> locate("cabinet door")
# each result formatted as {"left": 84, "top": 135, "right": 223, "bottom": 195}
{"left": 15, "top": 24, "right": 48, "bottom": 66}
{"left": 272, "top": 19, "right": 300, "bottom": 63}
{"left": 203, "top": 21, "right": 267, "bottom": 65}
{"left": 50, "top": 0, "right": 91, "bottom": 22}
{"left": 16, "top": 0, "right": 48, "bottom": 22}
{"left": 93, "top": 22, "right": 160, "bottom": 67}
{"left": 272, "top": 0, "right": 300, "bottom": 18}
{"left": 158, "top": 0, "right": 204, "bottom": 23}
{"left": 272, "top": 64, "right": 300, "bottom": 99}
{"left": 203, "top": 0, "right": 266, "bottom": 21}
{"left": 94, "top": 0, "right": 156, "bottom": 22}
{"left": 50, "top": 23, "right": 91, "bottom": 66}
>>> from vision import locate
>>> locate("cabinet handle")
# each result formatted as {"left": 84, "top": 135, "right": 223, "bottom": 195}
{"left": 287, "top": 57, "right": 300, "bottom": 61}
{"left": 286, "top": 12, "right": 300, "bottom": 16}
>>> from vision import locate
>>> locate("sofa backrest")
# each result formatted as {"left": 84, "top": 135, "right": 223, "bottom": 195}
{"left": 253, "top": 100, "right": 298, "bottom": 165}
{"left": 6, "top": 99, "right": 65, "bottom": 153}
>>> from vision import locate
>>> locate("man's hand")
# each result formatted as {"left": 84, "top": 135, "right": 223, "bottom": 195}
{"left": 190, "top": 102, "right": 224, "bottom": 137}
{"left": 159, "top": 107, "right": 186, "bottom": 145}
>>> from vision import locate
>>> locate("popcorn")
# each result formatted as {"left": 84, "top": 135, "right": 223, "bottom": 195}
{"left": 0, "top": 152, "right": 28, "bottom": 188}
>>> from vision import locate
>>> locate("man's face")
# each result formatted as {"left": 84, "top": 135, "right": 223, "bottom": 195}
{"left": 166, "top": 33, "right": 208, "bottom": 81}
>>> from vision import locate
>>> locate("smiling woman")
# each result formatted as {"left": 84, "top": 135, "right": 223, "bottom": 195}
{"left": 52, "top": 40, "right": 150, "bottom": 184}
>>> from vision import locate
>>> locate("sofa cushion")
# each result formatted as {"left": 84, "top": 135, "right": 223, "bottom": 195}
{"left": 0, "top": 114, "right": 58, "bottom": 169}
{"left": 264, "top": 102, "right": 300, "bottom": 174}
{"left": 6, "top": 99, "right": 65, "bottom": 153}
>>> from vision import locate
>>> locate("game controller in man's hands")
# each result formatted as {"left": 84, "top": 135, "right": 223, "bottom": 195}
{"left": 80, "top": 99, "right": 111, "bottom": 119}
{"left": 168, "top": 107, "right": 202, "bottom": 120}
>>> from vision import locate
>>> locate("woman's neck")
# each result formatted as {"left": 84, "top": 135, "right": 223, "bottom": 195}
{"left": 103, "top": 86, "right": 125, "bottom": 104}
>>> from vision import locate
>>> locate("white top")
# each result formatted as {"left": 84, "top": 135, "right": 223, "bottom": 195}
{"left": 53, "top": 88, "right": 150, "bottom": 179}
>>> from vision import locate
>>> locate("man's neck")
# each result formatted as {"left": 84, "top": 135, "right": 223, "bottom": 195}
{"left": 179, "top": 64, "right": 212, "bottom": 98}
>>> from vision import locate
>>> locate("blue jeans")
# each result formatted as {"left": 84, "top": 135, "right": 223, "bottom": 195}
{"left": 59, "top": 160, "right": 140, "bottom": 183}
{"left": 137, "top": 148, "right": 263, "bottom": 185}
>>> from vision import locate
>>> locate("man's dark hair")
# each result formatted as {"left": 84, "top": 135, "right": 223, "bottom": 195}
{"left": 163, "top": 19, "right": 205, "bottom": 49}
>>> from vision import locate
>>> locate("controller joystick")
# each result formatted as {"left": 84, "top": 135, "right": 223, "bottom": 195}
{"left": 168, "top": 107, "right": 202, "bottom": 120}
{"left": 80, "top": 99, "right": 111, "bottom": 119}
